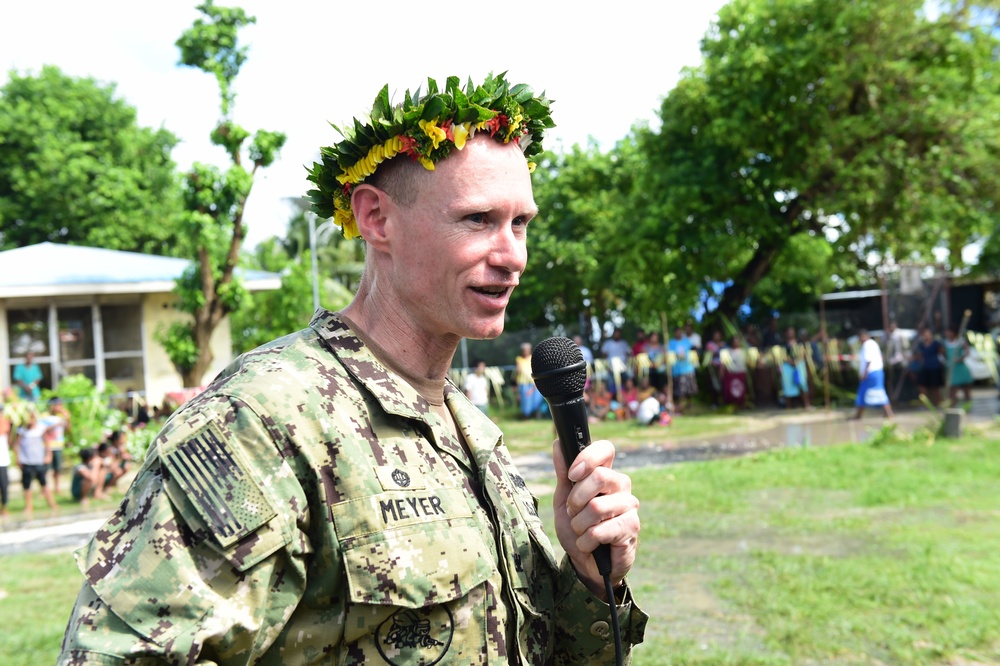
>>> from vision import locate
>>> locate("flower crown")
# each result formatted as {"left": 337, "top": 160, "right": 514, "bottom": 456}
{"left": 306, "top": 73, "right": 555, "bottom": 239}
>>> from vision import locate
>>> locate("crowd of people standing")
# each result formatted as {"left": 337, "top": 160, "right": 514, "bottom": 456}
{"left": 500, "top": 317, "right": 988, "bottom": 427}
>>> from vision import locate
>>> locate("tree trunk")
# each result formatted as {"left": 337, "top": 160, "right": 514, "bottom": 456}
{"left": 182, "top": 311, "right": 217, "bottom": 389}
{"left": 712, "top": 239, "right": 786, "bottom": 324}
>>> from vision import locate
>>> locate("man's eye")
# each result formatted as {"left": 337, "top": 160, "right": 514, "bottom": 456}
{"left": 467, "top": 213, "right": 487, "bottom": 224}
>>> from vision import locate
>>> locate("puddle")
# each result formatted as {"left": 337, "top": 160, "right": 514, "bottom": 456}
{"left": 0, "top": 517, "right": 106, "bottom": 556}
{"left": 516, "top": 411, "right": 946, "bottom": 483}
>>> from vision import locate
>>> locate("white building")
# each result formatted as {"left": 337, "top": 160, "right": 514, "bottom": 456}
{"left": 0, "top": 242, "right": 280, "bottom": 408}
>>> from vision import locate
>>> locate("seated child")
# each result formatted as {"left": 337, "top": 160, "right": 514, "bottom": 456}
{"left": 107, "top": 430, "right": 134, "bottom": 474}
{"left": 71, "top": 448, "right": 109, "bottom": 505}
{"left": 588, "top": 384, "right": 613, "bottom": 422}
{"left": 97, "top": 442, "right": 125, "bottom": 489}
{"left": 619, "top": 378, "right": 640, "bottom": 419}
{"left": 637, "top": 391, "right": 673, "bottom": 426}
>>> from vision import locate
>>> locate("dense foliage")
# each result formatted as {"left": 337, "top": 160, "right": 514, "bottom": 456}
{"left": 642, "top": 0, "right": 1000, "bottom": 324}
{"left": 230, "top": 233, "right": 354, "bottom": 354}
{"left": 517, "top": 0, "right": 1000, "bottom": 333}
{"left": 0, "top": 66, "right": 182, "bottom": 253}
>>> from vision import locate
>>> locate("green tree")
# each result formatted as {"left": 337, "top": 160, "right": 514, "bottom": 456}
{"left": 640, "top": 0, "right": 1000, "bottom": 324}
{"left": 161, "top": 1, "right": 286, "bottom": 386}
{"left": 230, "top": 240, "right": 353, "bottom": 354}
{"left": 229, "top": 197, "right": 358, "bottom": 355}
{"left": 515, "top": 140, "right": 648, "bottom": 335}
{"left": 0, "top": 66, "right": 182, "bottom": 252}
{"left": 516, "top": 136, "right": 702, "bottom": 339}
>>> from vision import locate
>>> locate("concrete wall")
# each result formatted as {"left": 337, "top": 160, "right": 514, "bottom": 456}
{"left": 142, "top": 293, "right": 233, "bottom": 409}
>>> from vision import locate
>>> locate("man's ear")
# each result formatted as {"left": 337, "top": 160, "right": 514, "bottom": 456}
{"left": 351, "top": 184, "right": 394, "bottom": 251}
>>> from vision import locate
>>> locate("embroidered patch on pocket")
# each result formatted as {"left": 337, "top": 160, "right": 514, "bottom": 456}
{"left": 374, "top": 465, "right": 428, "bottom": 491}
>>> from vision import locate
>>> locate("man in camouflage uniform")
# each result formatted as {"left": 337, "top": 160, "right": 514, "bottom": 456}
{"left": 60, "top": 77, "right": 645, "bottom": 665}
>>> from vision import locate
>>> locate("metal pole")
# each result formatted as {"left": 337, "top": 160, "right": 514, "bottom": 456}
{"left": 879, "top": 273, "right": 890, "bottom": 336}
{"left": 309, "top": 215, "right": 320, "bottom": 312}
{"left": 820, "top": 296, "right": 830, "bottom": 412}
{"left": 941, "top": 266, "right": 950, "bottom": 332}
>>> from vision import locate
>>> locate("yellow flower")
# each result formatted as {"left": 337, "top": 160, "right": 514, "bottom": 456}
{"left": 419, "top": 119, "right": 447, "bottom": 150}
{"left": 343, "top": 218, "right": 360, "bottom": 240}
{"left": 417, "top": 156, "right": 435, "bottom": 171}
{"left": 527, "top": 161, "right": 536, "bottom": 173}
{"left": 334, "top": 208, "right": 361, "bottom": 240}
{"left": 453, "top": 123, "right": 471, "bottom": 150}
{"left": 337, "top": 137, "right": 405, "bottom": 185}
{"left": 506, "top": 112, "right": 524, "bottom": 141}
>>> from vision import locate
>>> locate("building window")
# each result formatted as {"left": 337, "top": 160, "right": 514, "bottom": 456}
{"left": 58, "top": 306, "right": 96, "bottom": 379}
{"left": 101, "top": 304, "right": 145, "bottom": 394}
{"left": 5, "top": 302, "right": 146, "bottom": 396}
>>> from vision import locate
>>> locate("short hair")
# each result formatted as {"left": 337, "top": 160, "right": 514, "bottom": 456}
{"left": 368, "top": 156, "right": 428, "bottom": 208}
{"left": 80, "top": 448, "right": 95, "bottom": 465}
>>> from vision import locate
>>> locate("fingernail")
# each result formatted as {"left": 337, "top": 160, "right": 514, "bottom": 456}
{"left": 568, "top": 461, "right": 584, "bottom": 482}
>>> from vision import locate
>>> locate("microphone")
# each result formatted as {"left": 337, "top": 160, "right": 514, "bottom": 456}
{"left": 531, "top": 336, "right": 612, "bottom": 575}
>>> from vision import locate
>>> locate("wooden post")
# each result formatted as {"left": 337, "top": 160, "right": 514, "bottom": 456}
{"left": 661, "top": 312, "right": 674, "bottom": 410}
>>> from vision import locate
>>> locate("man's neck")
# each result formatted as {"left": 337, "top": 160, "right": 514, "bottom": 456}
{"left": 342, "top": 291, "right": 458, "bottom": 384}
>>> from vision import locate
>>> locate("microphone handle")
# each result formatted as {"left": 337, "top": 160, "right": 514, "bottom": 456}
{"left": 547, "top": 394, "right": 614, "bottom": 577}
{"left": 550, "top": 394, "right": 590, "bottom": 467}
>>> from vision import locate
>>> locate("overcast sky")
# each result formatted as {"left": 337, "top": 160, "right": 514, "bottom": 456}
{"left": 2, "top": 1, "right": 728, "bottom": 247}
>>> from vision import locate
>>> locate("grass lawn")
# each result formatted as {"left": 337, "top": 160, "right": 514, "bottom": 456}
{"left": 0, "top": 476, "right": 132, "bottom": 525}
{"left": 0, "top": 552, "right": 82, "bottom": 663}
{"left": 3, "top": 422, "right": 999, "bottom": 665}
{"left": 617, "top": 427, "right": 1000, "bottom": 665}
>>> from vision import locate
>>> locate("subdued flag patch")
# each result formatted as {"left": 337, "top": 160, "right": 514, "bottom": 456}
{"left": 164, "top": 422, "right": 277, "bottom": 547}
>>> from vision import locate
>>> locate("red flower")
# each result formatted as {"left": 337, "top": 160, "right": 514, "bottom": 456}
{"left": 342, "top": 183, "right": 353, "bottom": 196}
{"left": 486, "top": 114, "right": 508, "bottom": 138}
{"left": 398, "top": 134, "right": 418, "bottom": 157}
{"left": 441, "top": 119, "right": 455, "bottom": 142}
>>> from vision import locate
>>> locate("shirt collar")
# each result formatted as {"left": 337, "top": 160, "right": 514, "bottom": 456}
{"left": 309, "top": 310, "right": 504, "bottom": 458}
{"left": 310, "top": 309, "right": 430, "bottom": 422}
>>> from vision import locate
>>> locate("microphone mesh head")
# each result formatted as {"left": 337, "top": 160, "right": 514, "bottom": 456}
{"left": 531, "top": 336, "right": 588, "bottom": 398}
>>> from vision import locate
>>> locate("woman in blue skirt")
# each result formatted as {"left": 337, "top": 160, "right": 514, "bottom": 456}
{"left": 852, "top": 329, "right": 894, "bottom": 420}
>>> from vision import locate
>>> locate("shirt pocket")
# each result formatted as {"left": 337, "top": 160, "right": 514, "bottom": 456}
{"left": 331, "top": 488, "right": 498, "bottom": 663}
{"left": 331, "top": 486, "right": 495, "bottom": 609}
{"left": 498, "top": 467, "right": 560, "bottom": 587}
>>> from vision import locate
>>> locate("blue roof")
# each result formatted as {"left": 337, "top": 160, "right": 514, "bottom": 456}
{"left": 0, "top": 243, "right": 280, "bottom": 295}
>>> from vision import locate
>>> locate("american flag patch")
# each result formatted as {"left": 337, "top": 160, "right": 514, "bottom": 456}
{"left": 164, "top": 422, "right": 276, "bottom": 548}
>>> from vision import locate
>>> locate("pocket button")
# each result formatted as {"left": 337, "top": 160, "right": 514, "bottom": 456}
{"left": 590, "top": 620, "right": 610, "bottom": 638}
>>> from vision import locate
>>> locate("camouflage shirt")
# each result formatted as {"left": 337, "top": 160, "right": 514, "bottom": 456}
{"left": 60, "top": 311, "right": 646, "bottom": 665}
